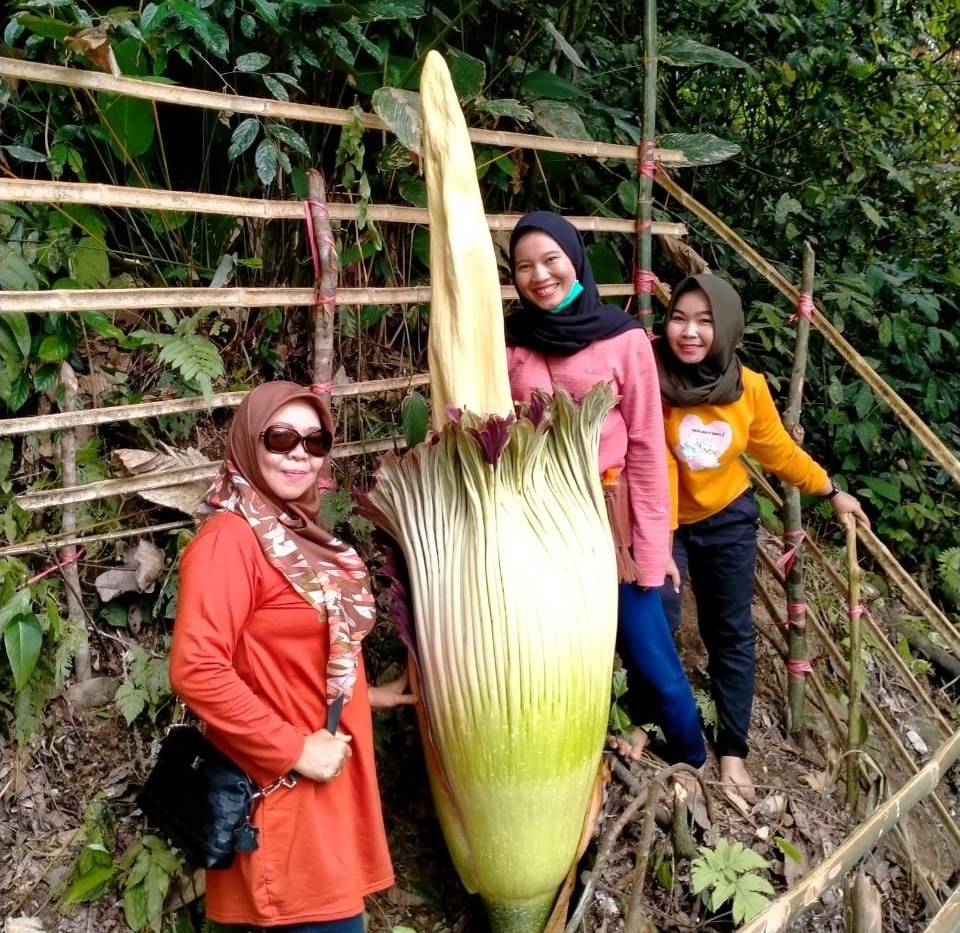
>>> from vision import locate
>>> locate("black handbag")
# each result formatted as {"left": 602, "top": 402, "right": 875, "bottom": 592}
{"left": 137, "top": 726, "right": 289, "bottom": 869}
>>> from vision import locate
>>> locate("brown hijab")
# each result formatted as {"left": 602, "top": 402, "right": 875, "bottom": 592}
{"left": 198, "top": 381, "right": 376, "bottom": 703}
{"left": 655, "top": 273, "right": 745, "bottom": 406}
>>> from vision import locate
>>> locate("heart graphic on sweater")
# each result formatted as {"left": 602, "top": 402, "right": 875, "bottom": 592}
{"left": 675, "top": 414, "right": 733, "bottom": 471}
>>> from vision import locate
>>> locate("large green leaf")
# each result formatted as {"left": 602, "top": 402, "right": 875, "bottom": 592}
{"left": 447, "top": 49, "right": 486, "bottom": 100}
{"left": 97, "top": 94, "right": 156, "bottom": 159}
{"left": 354, "top": 0, "right": 425, "bottom": 20}
{"left": 371, "top": 87, "right": 423, "bottom": 154}
{"left": 0, "top": 312, "right": 32, "bottom": 358}
{"left": 473, "top": 99, "right": 533, "bottom": 122}
{"left": 11, "top": 13, "right": 75, "bottom": 41}
{"left": 37, "top": 334, "right": 73, "bottom": 362}
{"left": 657, "top": 132, "right": 741, "bottom": 166}
{"left": 544, "top": 21, "right": 587, "bottom": 70}
{"left": 74, "top": 236, "right": 111, "bottom": 288}
{"left": 142, "top": 0, "right": 230, "bottom": 60}
{"left": 521, "top": 70, "right": 589, "bottom": 101}
{"left": 659, "top": 36, "right": 748, "bottom": 69}
{"left": 531, "top": 100, "right": 592, "bottom": 141}
{"left": 228, "top": 118, "right": 261, "bottom": 160}
{"left": 4, "top": 612, "right": 43, "bottom": 691}
{"left": 0, "top": 249, "right": 39, "bottom": 290}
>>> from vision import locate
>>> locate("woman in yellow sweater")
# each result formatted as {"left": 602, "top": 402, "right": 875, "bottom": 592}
{"left": 655, "top": 274, "right": 869, "bottom": 801}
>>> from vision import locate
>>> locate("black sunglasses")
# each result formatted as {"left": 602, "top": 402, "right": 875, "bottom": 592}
{"left": 259, "top": 425, "right": 333, "bottom": 457}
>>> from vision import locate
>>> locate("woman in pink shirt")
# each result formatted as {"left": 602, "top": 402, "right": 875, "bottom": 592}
{"left": 505, "top": 211, "right": 705, "bottom": 769}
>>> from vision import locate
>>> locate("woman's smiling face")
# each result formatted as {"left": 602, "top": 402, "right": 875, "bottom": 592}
{"left": 666, "top": 288, "right": 715, "bottom": 365}
{"left": 257, "top": 400, "right": 326, "bottom": 502}
{"left": 512, "top": 230, "right": 577, "bottom": 312}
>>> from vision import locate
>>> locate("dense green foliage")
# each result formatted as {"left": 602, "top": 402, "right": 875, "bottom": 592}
{"left": 2, "top": 2, "right": 959, "bottom": 928}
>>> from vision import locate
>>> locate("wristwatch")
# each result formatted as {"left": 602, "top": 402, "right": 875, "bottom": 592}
{"left": 824, "top": 478, "right": 841, "bottom": 499}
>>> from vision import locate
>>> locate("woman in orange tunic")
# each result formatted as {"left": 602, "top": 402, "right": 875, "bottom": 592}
{"left": 170, "top": 381, "right": 414, "bottom": 932}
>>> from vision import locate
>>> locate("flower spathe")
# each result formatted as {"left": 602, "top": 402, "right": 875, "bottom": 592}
{"left": 365, "top": 384, "right": 619, "bottom": 933}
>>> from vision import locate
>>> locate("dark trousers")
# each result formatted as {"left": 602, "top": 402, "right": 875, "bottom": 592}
{"left": 262, "top": 916, "right": 364, "bottom": 933}
{"left": 616, "top": 583, "right": 706, "bottom": 767}
{"left": 659, "top": 490, "right": 759, "bottom": 760}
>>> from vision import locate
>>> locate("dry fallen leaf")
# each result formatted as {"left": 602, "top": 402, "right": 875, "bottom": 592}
{"left": 113, "top": 445, "right": 214, "bottom": 516}
{"left": 5, "top": 917, "right": 47, "bottom": 933}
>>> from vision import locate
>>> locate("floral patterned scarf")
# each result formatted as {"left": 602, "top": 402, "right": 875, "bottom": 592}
{"left": 198, "top": 381, "right": 376, "bottom": 702}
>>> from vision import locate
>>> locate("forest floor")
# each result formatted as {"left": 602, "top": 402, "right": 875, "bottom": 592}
{"left": 2, "top": 529, "right": 959, "bottom": 933}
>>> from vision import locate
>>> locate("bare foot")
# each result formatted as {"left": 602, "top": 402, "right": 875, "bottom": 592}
{"left": 719, "top": 755, "right": 756, "bottom": 804}
{"left": 611, "top": 727, "right": 649, "bottom": 762}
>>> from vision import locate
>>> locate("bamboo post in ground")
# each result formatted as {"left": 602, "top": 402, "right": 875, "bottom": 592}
{"left": 57, "top": 361, "right": 91, "bottom": 683}
{"left": 306, "top": 170, "right": 338, "bottom": 485}
{"left": 737, "top": 728, "right": 960, "bottom": 933}
{"left": 633, "top": 0, "right": 658, "bottom": 329}
{"left": 845, "top": 515, "right": 865, "bottom": 810}
{"left": 780, "top": 243, "right": 815, "bottom": 742}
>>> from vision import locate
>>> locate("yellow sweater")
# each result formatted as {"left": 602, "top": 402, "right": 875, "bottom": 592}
{"left": 665, "top": 367, "right": 829, "bottom": 526}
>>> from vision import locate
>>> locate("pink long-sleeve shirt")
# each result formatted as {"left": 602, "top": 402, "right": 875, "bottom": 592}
{"left": 507, "top": 329, "right": 671, "bottom": 586}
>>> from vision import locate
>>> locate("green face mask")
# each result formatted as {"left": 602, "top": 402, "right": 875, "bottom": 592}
{"left": 548, "top": 279, "right": 584, "bottom": 313}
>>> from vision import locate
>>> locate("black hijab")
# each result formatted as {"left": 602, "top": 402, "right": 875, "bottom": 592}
{"left": 655, "top": 273, "right": 745, "bottom": 406}
{"left": 505, "top": 211, "right": 641, "bottom": 356}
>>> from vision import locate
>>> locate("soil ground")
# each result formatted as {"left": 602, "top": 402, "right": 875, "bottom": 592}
{"left": 3, "top": 531, "right": 959, "bottom": 933}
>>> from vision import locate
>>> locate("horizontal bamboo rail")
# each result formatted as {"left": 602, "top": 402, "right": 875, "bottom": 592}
{"left": 737, "top": 729, "right": 960, "bottom": 933}
{"left": 0, "top": 282, "right": 641, "bottom": 315}
{"left": 0, "top": 374, "right": 431, "bottom": 437}
{"left": 0, "top": 520, "right": 191, "bottom": 559}
{"left": 12, "top": 434, "right": 404, "bottom": 511}
{"left": 0, "top": 178, "right": 686, "bottom": 238}
{"left": 0, "top": 57, "right": 688, "bottom": 164}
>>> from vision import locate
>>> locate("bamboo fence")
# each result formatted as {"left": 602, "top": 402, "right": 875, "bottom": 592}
{"left": 4, "top": 53, "right": 960, "bottom": 929}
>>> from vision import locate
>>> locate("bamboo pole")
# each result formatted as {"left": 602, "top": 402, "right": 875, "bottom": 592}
{"left": 845, "top": 515, "right": 865, "bottom": 810}
{"left": 0, "top": 281, "right": 644, "bottom": 315}
{"left": 755, "top": 530, "right": 953, "bottom": 737}
{"left": 0, "top": 521, "right": 191, "bottom": 559}
{"left": 633, "top": 0, "right": 657, "bottom": 327}
{"left": 0, "top": 178, "right": 687, "bottom": 236}
{"left": 306, "top": 171, "right": 337, "bottom": 485}
{"left": 57, "top": 362, "right": 91, "bottom": 683}
{"left": 0, "top": 374, "right": 431, "bottom": 437}
{"left": 737, "top": 729, "right": 960, "bottom": 933}
{"left": 750, "top": 463, "right": 960, "bottom": 700}
{"left": 0, "top": 57, "right": 688, "bottom": 164}
{"left": 781, "top": 244, "right": 815, "bottom": 743}
{"left": 923, "top": 884, "right": 960, "bottom": 933}
{"left": 755, "top": 544, "right": 960, "bottom": 855}
{"left": 12, "top": 435, "right": 405, "bottom": 511}
{"left": 654, "top": 168, "right": 960, "bottom": 488}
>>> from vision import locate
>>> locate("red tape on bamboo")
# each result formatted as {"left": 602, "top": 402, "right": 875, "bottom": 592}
{"left": 777, "top": 527, "right": 806, "bottom": 574}
{"left": 790, "top": 291, "right": 814, "bottom": 323}
{"left": 304, "top": 198, "right": 338, "bottom": 305}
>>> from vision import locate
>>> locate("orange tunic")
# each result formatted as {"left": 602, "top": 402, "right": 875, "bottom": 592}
{"left": 168, "top": 511, "right": 393, "bottom": 925}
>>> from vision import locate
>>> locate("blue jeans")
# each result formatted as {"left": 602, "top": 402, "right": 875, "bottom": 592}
{"left": 617, "top": 583, "right": 706, "bottom": 767}
{"left": 660, "top": 490, "right": 759, "bottom": 760}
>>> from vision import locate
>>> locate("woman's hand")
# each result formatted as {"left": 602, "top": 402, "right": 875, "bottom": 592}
{"left": 830, "top": 489, "right": 870, "bottom": 529}
{"left": 369, "top": 669, "right": 418, "bottom": 711}
{"left": 293, "top": 728, "right": 352, "bottom": 782}
{"left": 665, "top": 557, "right": 681, "bottom": 593}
